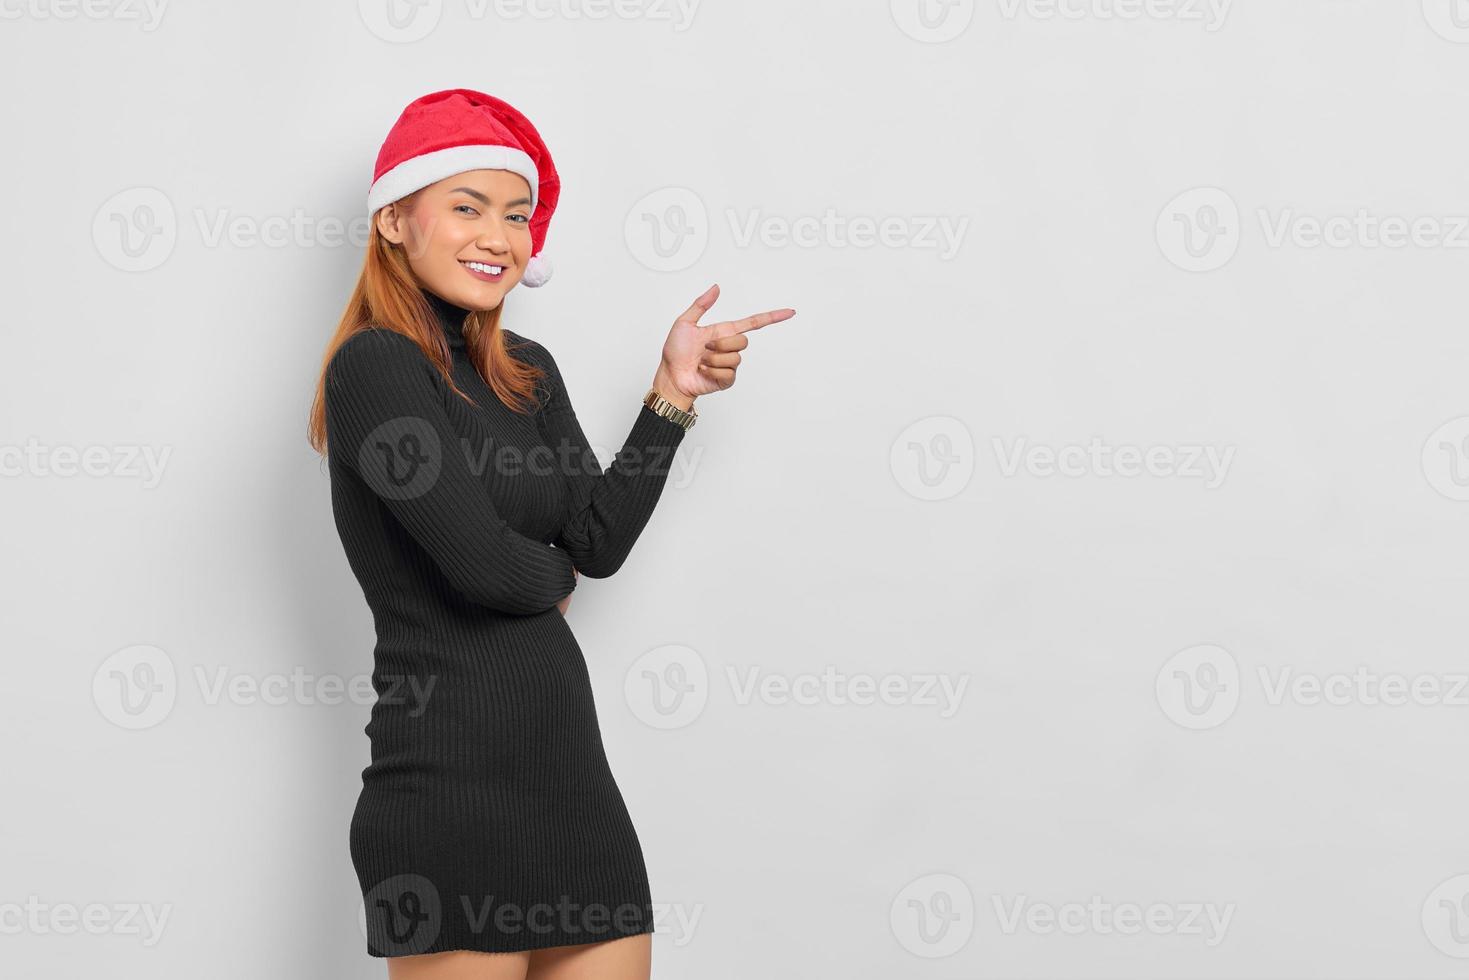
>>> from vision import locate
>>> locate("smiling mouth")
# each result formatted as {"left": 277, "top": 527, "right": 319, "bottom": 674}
{"left": 461, "top": 259, "right": 507, "bottom": 280}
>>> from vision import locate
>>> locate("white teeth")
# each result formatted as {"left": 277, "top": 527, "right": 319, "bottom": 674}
{"left": 463, "top": 261, "right": 504, "bottom": 275}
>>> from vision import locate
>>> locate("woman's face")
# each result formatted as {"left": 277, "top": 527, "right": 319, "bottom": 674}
{"left": 375, "top": 168, "right": 535, "bottom": 311}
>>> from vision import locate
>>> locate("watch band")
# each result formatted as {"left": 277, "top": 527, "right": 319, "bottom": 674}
{"left": 643, "top": 386, "right": 697, "bottom": 431}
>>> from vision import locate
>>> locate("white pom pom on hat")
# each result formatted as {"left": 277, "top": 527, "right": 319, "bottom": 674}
{"left": 367, "top": 88, "right": 560, "bottom": 288}
{"left": 520, "top": 253, "right": 553, "bottom": 287}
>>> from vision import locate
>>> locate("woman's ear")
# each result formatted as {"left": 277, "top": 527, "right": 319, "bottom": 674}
{"left": 375, "top": 203, "right": 406, "bottom": 245}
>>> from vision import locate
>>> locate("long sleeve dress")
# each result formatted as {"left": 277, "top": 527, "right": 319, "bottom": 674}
{"left": 323, "top": 288, "right": 687, "bottom": 957}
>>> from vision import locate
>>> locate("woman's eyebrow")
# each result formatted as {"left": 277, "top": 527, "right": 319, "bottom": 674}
{"left": 449, "top": 186, "right": 533, "bottom": 208}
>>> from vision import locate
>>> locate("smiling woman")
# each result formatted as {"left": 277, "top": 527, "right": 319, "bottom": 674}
{"left": 381, "top": 174, "right": 536, "bottom": 296}
{"left": 306, "top": 88, "right": 794, "bottom": 980}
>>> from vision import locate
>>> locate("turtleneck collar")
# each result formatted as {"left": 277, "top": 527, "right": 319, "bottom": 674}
{"left": 422, "top": 288, "right": 471, "bottom": 349}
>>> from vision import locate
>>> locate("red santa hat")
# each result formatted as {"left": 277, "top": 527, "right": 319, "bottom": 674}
{"left": 367, "top": 88, "right": 559, "bottom": 287}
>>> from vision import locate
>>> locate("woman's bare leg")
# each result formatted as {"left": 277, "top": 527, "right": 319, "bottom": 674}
{"left": 386, "top": 949, "right": 532, "bottom": 980}
{"left": 525, "top": 933, "right": 651, "bottom": 980}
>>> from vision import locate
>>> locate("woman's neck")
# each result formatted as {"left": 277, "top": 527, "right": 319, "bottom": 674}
{"left": 422, "top": 288, "right": 471, "bottom": 348}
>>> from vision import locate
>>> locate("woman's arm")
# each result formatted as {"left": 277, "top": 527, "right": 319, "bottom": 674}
{"left": 524, "top": 285, "right": 793, "bottom": 581}
{"left": 526, "top": 341, "right": 689, "bottom": 579}
{"left": 325, "top": 329, "right": 577, "bottom": 615}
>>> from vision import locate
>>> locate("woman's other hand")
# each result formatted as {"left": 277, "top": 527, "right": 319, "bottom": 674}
{"left": 556, "top": 566, "right": 578, "bottom": 616}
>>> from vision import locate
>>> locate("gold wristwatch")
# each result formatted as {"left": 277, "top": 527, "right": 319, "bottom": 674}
{"left": 643, "top": 386, "right": 698, "bottom": 431}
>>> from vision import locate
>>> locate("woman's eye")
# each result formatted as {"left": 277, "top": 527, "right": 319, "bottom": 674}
{"left": 454, "top": 204, "right": 478, "bottom": 216}
{"left": 508, "top": 214, "right": 529, "bottom": 224}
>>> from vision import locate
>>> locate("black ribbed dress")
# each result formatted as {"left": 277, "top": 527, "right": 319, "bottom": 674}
{"left": 323, "top": 289, "right": 686, "bottom": 957}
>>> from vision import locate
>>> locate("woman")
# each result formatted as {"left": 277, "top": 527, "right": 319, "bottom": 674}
{"left": 307, "top": 89, "right": 794, "bottom": 979}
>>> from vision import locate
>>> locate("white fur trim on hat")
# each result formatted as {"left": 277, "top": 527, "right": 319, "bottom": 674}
{"left": 367, "top": 144, "right": 540, "bottom": 215}
{"left": 521, "top": 253, "right": 553, "bottom": 287}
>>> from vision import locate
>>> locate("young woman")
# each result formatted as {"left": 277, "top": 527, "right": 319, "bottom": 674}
{"left": 307, "top": 89, "right": 794, "bottom": 979}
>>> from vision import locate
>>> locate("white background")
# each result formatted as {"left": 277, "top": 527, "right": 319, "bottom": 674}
{"left": 4, "top": 0, "right": 1469, "bottom": 977}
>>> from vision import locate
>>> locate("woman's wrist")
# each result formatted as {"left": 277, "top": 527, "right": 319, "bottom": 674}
{"left": 650, "top": 366, "right": 695, "bottom": 411}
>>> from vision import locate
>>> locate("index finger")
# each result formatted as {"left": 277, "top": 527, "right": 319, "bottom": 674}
{"left": 727, "top": 307, "right": 797, "bottom": 335}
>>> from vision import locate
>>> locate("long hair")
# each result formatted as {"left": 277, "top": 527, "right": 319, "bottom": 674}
{"left": 307, "top": 192, "right": 545, "bottom": 457}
